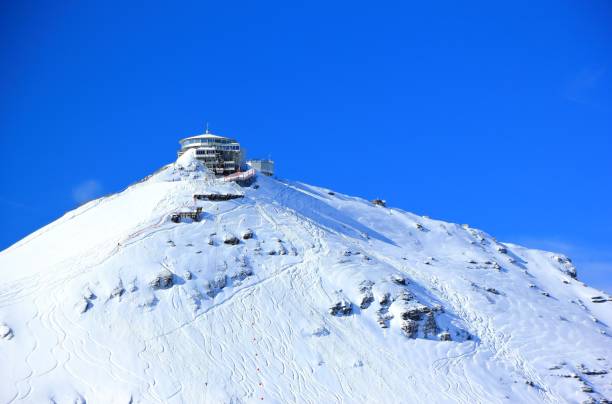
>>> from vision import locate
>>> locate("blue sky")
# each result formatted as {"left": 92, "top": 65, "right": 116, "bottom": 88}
{"left": 1, "top": 1, "right": 611, "bottom": 292}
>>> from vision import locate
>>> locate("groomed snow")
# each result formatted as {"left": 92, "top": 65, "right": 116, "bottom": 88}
{"left": 0, "top": 157, "right": 610, "bottom": 403}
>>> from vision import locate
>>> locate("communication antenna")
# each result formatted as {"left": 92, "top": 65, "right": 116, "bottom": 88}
{"left": 205, "top": 122, "right": 210, "bottom": 134}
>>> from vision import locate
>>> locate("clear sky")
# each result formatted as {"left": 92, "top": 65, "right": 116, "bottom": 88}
{"left": 1, "top": 1, "right": 611, "bottom": 292}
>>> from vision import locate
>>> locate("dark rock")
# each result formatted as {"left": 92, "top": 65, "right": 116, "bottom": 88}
{"left": 485, "top": 287, "right": 500, "bottom": 295}
{"left": 554, "top": 255, "right": 577, "bottom": 279}
{"left": 329, "top": 299, "right": 353, "bottom": 316}
{"left": 423, "top": 313, "right": 439, "bottom": 336}
{"left": 193, "top": 193, "right": 244, "bottom": 201}
{"left": 379, "top": 293, "right": 392, "bottom": 307}
{"left": 359, "top": 292, "right": 374, "bottom": 309}
{"left": 224, "top": 235, "right": 240, "bottom": 245}
{"left": 110, "top": 284, "right": 125, "bottom": 299}
{"left": 77, "top": 298, "right": 92, "bottom": 314}
{"left": 438, "top": 331, "right": 452, "bottom": 341}
{"left": 150, "top": 269, "right": 174, "bottom": 289}
{"left": 497, "top": 246, "right": 508, "bottom": 254}
{"left": 371, "top": 199, "right": 386, "bottom": 207}
{"left": 400, "top": 304, "right": 431, "bottom": 321}
{"left": 242, "top": 229, "right": 254, "bottom": 240}
{"left": 391, "top": 274, "right": 406, "bottom": 285}
{"left": 358, "top": 280, "right": 374, "bottom": 292}
{"left": 401, "top": 319, "right": 418, "bottom": 338}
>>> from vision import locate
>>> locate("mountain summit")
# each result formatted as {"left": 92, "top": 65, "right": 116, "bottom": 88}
{"left": 0, "top": 156, "right": 610, "bottom": 403}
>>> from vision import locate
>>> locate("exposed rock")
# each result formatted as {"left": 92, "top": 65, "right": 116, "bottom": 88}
{"left": 438, "top": 331, "right": 452, "bottom": 341}
{"left": 0, "top": 324, "right": 13, "bottom": 340}
{"left": 359, "top": 292, "right": 374, "bottom": 309}
{"left": 395, "top": 290, "right": 414, "bottom": 302}
{"left": 311, "top": 326, "right": 330, "bottom": 337}
{"left": 496, "top": 246, "right": 508, "bottom": 254}
{"left": 401, "top": 319, "right": 418, "bottom": 338}
{"left": 371, "top": 199, "right": 386, "bottom": 207}
{"left": 76, "top": 297, "right": 92, "bottom": 314}
{"left": 399, "top": 303, "right": 431, "bottom": 321}
{"left": 391, "top": 274, "right": 407, "bottom": 285}
{"left": 211, "top": 273, "right": 227, "bottom": 290}
{"left": 415, "top": 223, "right": 424, "bottom": 231}
{"left": 329, "top": 299, "right": 353, "bottom": 316}
{"left": 278, "top": 244, "right": 288, "bottom": 255}
{"left": 591, "top": 296, "right": 607, "bottom": 303}
{"left": 379, "top": 292, "right": 392, "bottom": 307}
{"left": 377, "top": 310, "right": 393, "bottom": 328}
{"left": 553, "top": 255, "right": 577, "bottom": 279}
{"left": 242, "top": 229, "right": 254, "bottom": 240}
{"left": 485, "top": 287, "right": 500, "bottom": 295}
{"left": 578, "top": 365, "right": 608, "bottom": 376}
{"left": 230, "top": 268, "right": 253, "bottom": 282}
{"left": 193, "top": 193, "right": 244, "bottom": 201}
{"left": 358, "top": 280, "right": 374, "bottom": 292}
{"left": 83, "top": 287, "right": 96, "bottom": 300}
{"left": 224, "top": 235, "right": 240, "bottom": 245}
{"left": 150, "top": 269, "right": 174, "bottom": 289}
{"left": 431, "top": 304, "right": 444, "bottom": 313}
{"left": 423, "top": 313, "right": 439, "bottom": 336}
{"left": 110, "top": 284, "right": 125, "bottom": 299}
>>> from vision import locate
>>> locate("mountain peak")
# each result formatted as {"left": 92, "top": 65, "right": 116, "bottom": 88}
{"left": 0, "top": 160, "right": 610, "bottom": 403}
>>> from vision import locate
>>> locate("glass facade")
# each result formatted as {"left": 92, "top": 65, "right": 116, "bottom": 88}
{"left": 179, "top": 133, "right": 243, "bottom": 176}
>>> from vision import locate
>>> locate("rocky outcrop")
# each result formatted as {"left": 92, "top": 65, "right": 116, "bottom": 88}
{"left": 358, "top": 280, "right": 374, "bottom": 309}
{"left": 553, "top": 255, "right": 577, "bottom": 279}
{"left": 371, "top": 199, "right": 386, "bottom": 207}
{"left": 224, "top": 234, "right": 240, "bottom": 245}
{"left": 150, "top": 269, "right": 174, "bottom": 290}
{"left": 401, "top": 319, "right": 418, "bottom": 338}
{"left": 211, "top": 273, "right": 227, "bottom": 290}
{"left": 329, "top": 298, "right": 353, "bottom": 316}
{"left": 242, "top": 229, "right": 254, "bottom": 240}
{"left": 423, "top": 313, "right": 439, "bottom": 336}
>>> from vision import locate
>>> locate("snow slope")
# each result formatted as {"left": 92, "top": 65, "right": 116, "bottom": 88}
{"left": 0, "top": 152, "right": 610, "bottom": 404}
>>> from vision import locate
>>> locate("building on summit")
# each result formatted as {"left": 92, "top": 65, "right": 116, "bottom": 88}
{"left": 178, "top": 129, "right": 243, "bottom": 176}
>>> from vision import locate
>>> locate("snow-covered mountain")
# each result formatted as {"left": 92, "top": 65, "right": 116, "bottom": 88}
{"left": 1, "top": 151, "right": 610, "bottom": 404}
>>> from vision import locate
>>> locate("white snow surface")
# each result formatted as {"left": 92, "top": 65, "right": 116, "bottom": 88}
{"left": 0, "top": 158, "right": 611, "bottom": 404}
